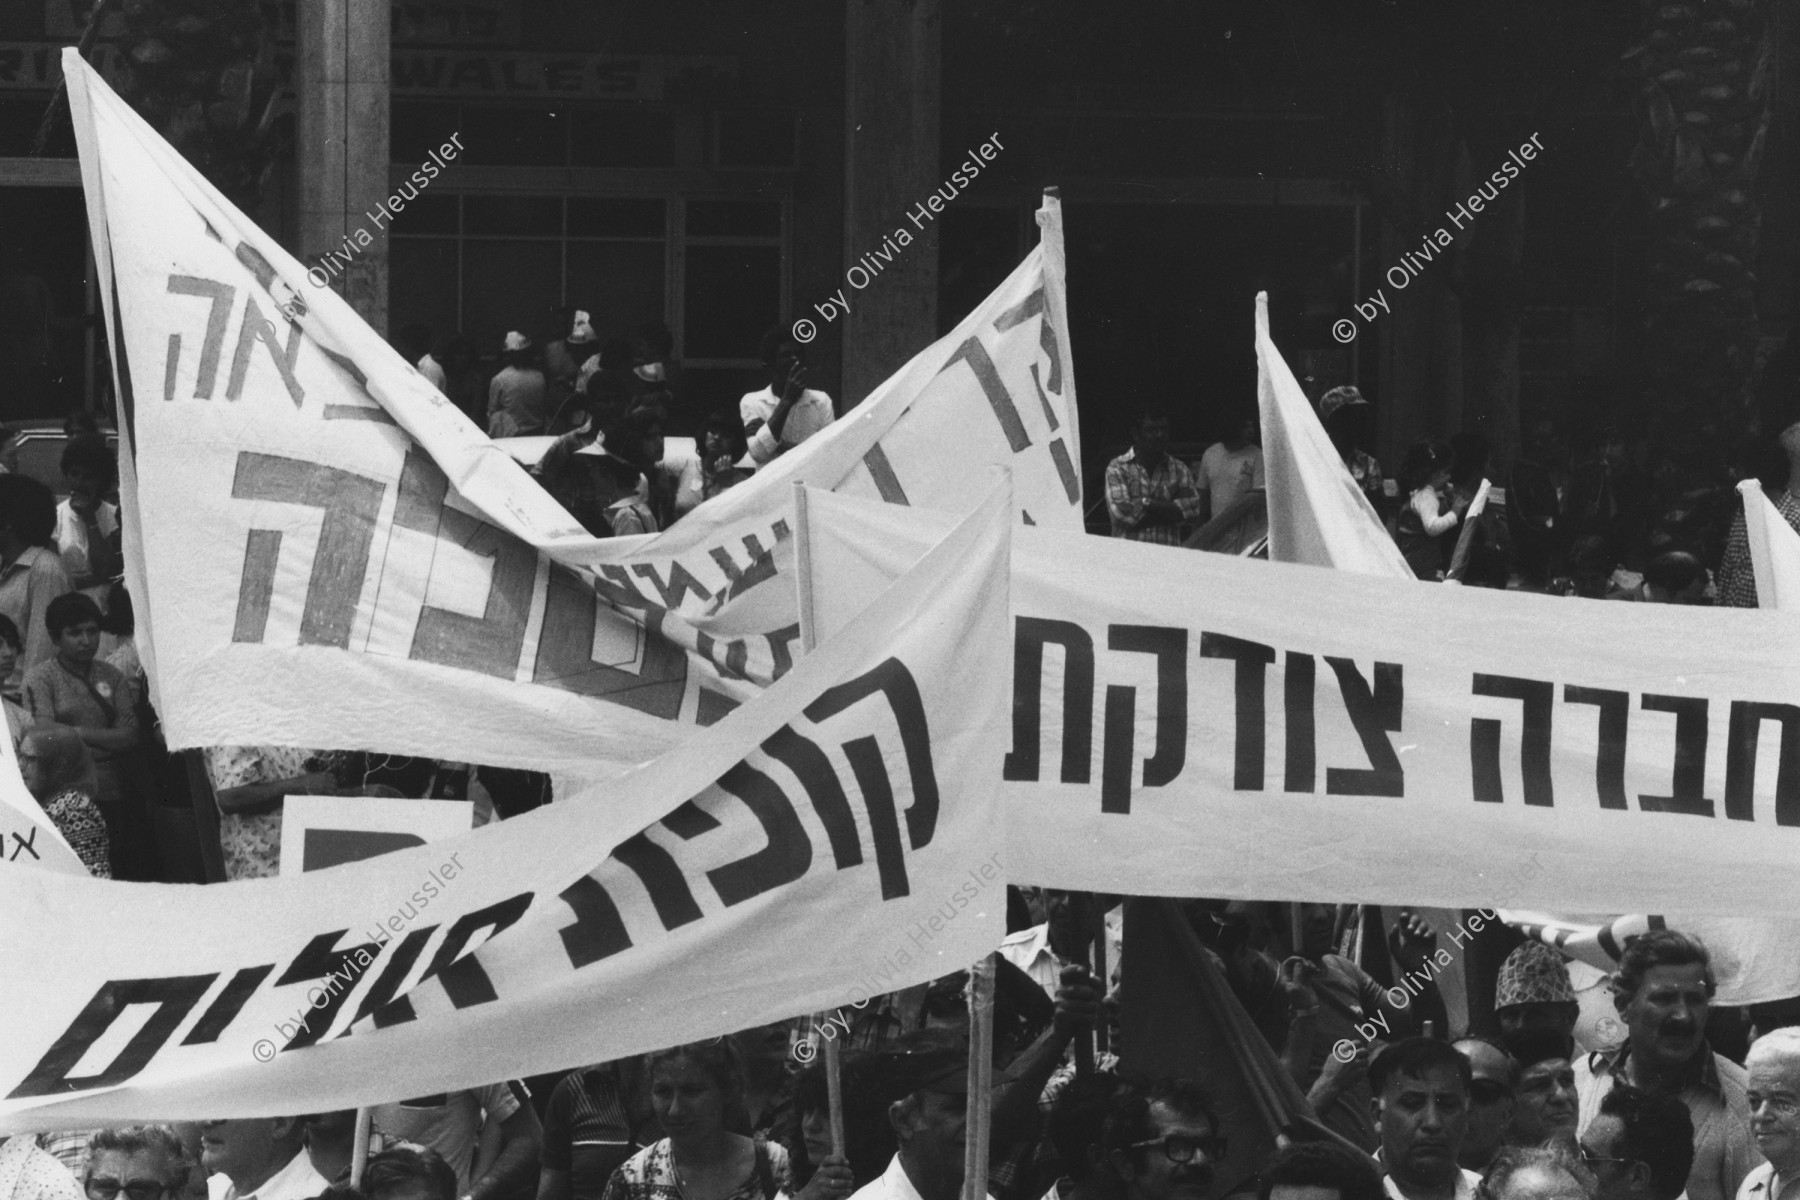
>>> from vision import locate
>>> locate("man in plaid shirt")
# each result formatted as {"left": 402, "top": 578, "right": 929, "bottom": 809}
{"left": 1105, "top": 413, "right": 1205, "bottom": 545}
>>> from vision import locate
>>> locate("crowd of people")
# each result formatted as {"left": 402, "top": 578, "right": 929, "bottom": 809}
{"left": 1103, "top": 385, "right": 1800, "bottom": 608}
{"left": 7, "top": 912, "right": 1797, "bottom": 1200}
{"left": 10, "top": 317, "right": 1800, "bottom": 1200}
{"left": 400, "top": 314, "right": 836, "bottom": 540}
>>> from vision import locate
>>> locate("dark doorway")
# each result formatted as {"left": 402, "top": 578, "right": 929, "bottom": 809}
{"left": 1064, "top": 202, "right": 1354, "bottom": 508}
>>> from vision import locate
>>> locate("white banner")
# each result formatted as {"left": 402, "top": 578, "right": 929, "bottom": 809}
{"left": 801, "top": 489, "right": 1800, "bottom": 916}
{"left": 66, "top": 50, "right": 1076, "bottom": 773}
{"left": 0, "top": 481, "right": 1012, "bottom": 1131}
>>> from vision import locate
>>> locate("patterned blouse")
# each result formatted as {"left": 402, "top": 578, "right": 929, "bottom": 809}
{"left": 601, "top": 1138, "right": 789, "bottom": 1200}
{"left": 43, "top": 790, "right": 109, "bottom": 879}
{"left": 204, "top": 745, "right": 343, "bottom": 880}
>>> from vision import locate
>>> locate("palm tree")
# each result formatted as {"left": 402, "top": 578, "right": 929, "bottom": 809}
{"left": 111, "top": 0, "right": 282, "bottom": 210}
{"left": 1624, "top": 0, "right": 1772, "bottom": 477}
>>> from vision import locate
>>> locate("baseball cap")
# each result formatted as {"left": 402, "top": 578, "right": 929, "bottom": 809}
{"left": 1318, "top": 386, "right": 1368, "bottom": 423}
{"left": 874, "top": 1027, "right": 971, "bottom": 1097}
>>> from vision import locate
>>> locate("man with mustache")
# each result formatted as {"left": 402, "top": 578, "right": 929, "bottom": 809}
{"left": 1575, "top": 931, "right": 1758, "bottom": 1200}
{"left": 1370, "top": 1038, "right": 1478, "bottom": 1200}
{"left": 1736, "top": 1027, "right": 1800, "bottom": 1200}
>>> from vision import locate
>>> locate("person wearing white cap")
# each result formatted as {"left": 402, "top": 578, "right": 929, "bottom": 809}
{"left": 545, "top": 311, "right": 597, "bottom": 432}
{"left": 488, "top": 331, "right": 549, "bottom": 437}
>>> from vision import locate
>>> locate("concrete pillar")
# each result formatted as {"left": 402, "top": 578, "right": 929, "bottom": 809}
{"left": 298, "top": 0, "right": 390, "bottom": 334}
{"left": 841, "top": 0, "right": 941, "bottom": 407}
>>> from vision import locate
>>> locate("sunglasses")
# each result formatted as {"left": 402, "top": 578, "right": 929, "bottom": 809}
{"left": 1129, "top": 1134, "right": 1228, "bottom": 1164}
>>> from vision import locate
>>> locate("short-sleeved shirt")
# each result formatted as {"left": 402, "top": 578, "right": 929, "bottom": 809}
{"left": 372, "top": 1083, "right": 527, "bottom": 1197}
{"left": 544, "top": 1069, "right": 636, "bottom": 1200}
{"left": 739, "top": 387, "right": 834, "bottom": 464}
{"left": 602, "top": 1138, "right": 789, "bottom": 1200}
{"left": 1197, "top": 442, "right": 1266, "bottom": 516}
{"left": 1576, "top": 1044, "right": 1761, "bottom": 1200}
{"left": 204, "top": 745, "right": 342, "bottom": 881}
{"left": 53, "top": 499, "right": 119, "bottom": 597}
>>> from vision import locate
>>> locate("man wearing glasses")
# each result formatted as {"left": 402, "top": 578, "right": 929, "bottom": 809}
{"left": 1577, "top": 1084, "right": 1693, "bottom": 1200}
{"left": 84, "top": 1128, "right": 191, "bottom": 1200}
{"left": 1738, "top": 1028, "right": 1800, "bottom": 1200}
{"left": 1102, "top": 1079, "right": 1225, "bottom": 1200}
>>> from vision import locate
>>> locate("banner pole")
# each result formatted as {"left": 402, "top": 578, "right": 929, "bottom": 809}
{"left": 794, "top": 480, "right": 846, "bottom": 1156}
{"left": 1092, "top": 915, "right": 1109, "bottom": 1056}
{"left": 963, "top": 953, "right": 996, "bottom": 1200}
{"left": 348, "top": 1107, "right": 372, "bottom": 1188}
{"left": 824, "top": 1032, "right": 848, "bottom": 1158}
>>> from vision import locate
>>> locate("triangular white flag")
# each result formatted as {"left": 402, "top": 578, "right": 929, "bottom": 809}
{"left": 1255, "top": 293, "right": 1413, "bottom": 578}
{"left": 1740, "top": 478, "right": 1800, "bottom": 611}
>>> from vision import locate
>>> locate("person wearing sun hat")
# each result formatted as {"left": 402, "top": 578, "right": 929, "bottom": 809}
{"left": 1494, "top": 942, "right": 1581, "bottom": 1051}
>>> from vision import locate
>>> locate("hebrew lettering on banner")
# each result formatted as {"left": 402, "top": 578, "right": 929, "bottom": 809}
{"left": 795, "top": 487, "right": 1800, "bottom": 918}
{"left": 67, "top": 46, "right": 1076, "bottom": 773}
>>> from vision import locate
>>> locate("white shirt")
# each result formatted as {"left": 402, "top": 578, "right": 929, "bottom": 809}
{"left": 53, "top": 497, "right": 118, "bottom": 592}
{"left": 1739, "top": 1162, "right": 1793, "bottom": 1200}
{"left": 1378, "top": 1156, "right": 1479, "bottom": 1200}
{"left": 1197, "top": 443, "right": 1265, "bottom": 515}
{"left": 848, "top": 1155, "right": 995, "bottom": 1200}
{"left": 206, "top": 1147, "right": 329, "bottom": 1200}
{"left": 739, "top": 385, "right": 834, "bottom": 464}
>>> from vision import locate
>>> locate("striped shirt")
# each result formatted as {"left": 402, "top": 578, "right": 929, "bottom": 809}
{"left": 544, "top": 1069, "right": 637, "bottom": 1200}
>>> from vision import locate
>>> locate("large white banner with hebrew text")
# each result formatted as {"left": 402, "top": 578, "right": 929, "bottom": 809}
{"left": 67, "top": 51, "right": 1076, "bottom": 774}
{"left": 0, "top": 480, "right": 1011, "bottom": 1131}
{"left": 802, "top": 490, "right": 1800, "bottom": 917}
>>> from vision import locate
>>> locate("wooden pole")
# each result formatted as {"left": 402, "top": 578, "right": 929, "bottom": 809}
{"left": 963, "top": 954, "right": 996, "bottom": 1200}
{"left": 824, "top": 1028, "right": 848, "bottom": 1157}
{"left": 1092, "top": 922, "right": 1109, "bottom": 1056}
{"left": 348, "top": 1107, "right": 373, "bottom": 1188}
{"left": 796, "top": 485, "right": 847, "bottom": 1159}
